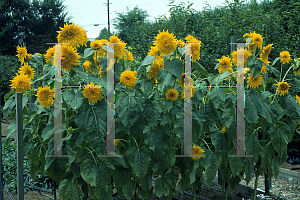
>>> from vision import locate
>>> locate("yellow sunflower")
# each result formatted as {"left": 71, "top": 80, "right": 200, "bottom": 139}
{"left": 153, "top": 30, "right": 177, "bottom": 56}
{"left": 294, "top": 95, "right": 300, "bottom": 108}
{"left": 260, "top": 44, "right": 273, "bottom": 60}
{"left": 35, "top": 86, "right": 55, "bottom": 108}
{"left": 181, "top": 86, "right": 196, "bottom": 99}
{"left": 61, "top": 45, "right": 81, "bottom": 72}
{"left": 186, "top": 36, "right": 201, "bottom": 62}
{"left": 231, "top": 48, "right": 251, "bottom": 67}
{"left": 45, "top": 46, "right": 55, "bottom": 65}
{"left": 57, "top": 22, "right": 88, "bottom": 48}
{"left": 82, "top": 82, "right": 104, "bottom": 104}
{"left": 243, "top": 31, "right": 261, "bottom": 53}
{"left": 109, "top": 34, "right": 126, "bottom": 59}
{"left": 222, "top": 127, "right": 226, "bottom": 133}
{"left": 120, "top": 70, "right": 137, "bottom": 88}
{"left": 260, "top": 61, "right": 270, "bottom": 74}
{"left": 124, "top": 50, "right": 134, "bottom": 61}
{"left": 276, "top": 81, "right": 291, "bottom": 96}
{"left": 148, "top": 60, "right": 161, "bottom": 79}
{"left": 16, "top": 45, "right": 27, "bottom": 64}
{"left": 91, "top": 39, "right": 109, "bottom": 57}
{"left": 18, "top": 63, "right": 35, "bottom": 80}
{"left": 218, "top": 55, "right": 233, "bottom": 73}
{"left": 246, "top": 73, "right": 263, "bottom": 89}
{"left": 148, "top": 46, "right": 160, "bottom": 59}
{"left": 176, "top": 39, "right": 185, "bottom": 47}
{"left": 83, "top": 61, "right": 93, "bottom": 74}
{"left": 114, "top": 139, "right": 120, "bottom": 146}
{"left": 252, "top": 33, "right": 263, "bottom": 50}
{"left": 98, "top": 66, "right": 105, "bottom": 77}
{"left": 9, "top": 72, "right": 32, "bottom": 93}
{"left": 165, "top": 88, "right": 179, "bottom": 101}
{"left": 189, "top": 144, "right": 205, "bottom": 160}
{"left": 178, "top": 73, "right": 194, "bottom": 88}
{"left": 280, "top": 51, "right": 291, "bottom": 64}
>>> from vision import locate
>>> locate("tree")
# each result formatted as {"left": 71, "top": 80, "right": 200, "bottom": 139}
{"left": 0, "top": 0, "right": 71, "bottom": 56}
{"left": 95, "top": 27, "right": 112, "bottom": 40}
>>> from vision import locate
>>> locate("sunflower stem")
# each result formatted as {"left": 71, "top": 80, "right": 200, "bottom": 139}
{"left": 132, "top": 137, "right": 140, "bottom": 155}
{"left": 280, "top": 63, "right": 283, "bottom": 81}
{"left": 281, "top": 65, "right": 293, "bottom": 82}
{"left": 201, "top": 138, "right": 210, "bottom": 150}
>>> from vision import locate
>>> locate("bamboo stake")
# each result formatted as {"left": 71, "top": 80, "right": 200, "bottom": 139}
{"left": 17, "top": 92, "right": 24, "bottom": 200}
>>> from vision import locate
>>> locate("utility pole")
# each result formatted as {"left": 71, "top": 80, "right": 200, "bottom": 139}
{"left": 107, "top": 0, "right": 110, "bottom": 34}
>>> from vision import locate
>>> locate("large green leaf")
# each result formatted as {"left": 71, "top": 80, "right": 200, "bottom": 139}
{"left": 244, "top": 158, "right": 254, "bottom": 185}
{"left": 260, "top": 144, "right": 274, "bottom": 171}
{"left": 189, "top": 160, "right": 200, "bottom": 185}
{"left": 203, "top": 149, "right": 221, "bottom": 187}
{"left": 222, "top": 108, "right": 235, "bottom": 129}
{"left": 211, "top": 131, "right": 228, "bottom": 152}
{"left": 141, "top": 55, "right": 155, "bottom": 66}
{"left": 260, "top": 101, "right": 276, "bottom": 124}
{"left": 155, "top": 173, "right": 173, "bottom": 197}
{"left": 208, "top": 87, "right": 225, "bottom": 109}
{"left": 271, "top": 155, "right": 280, "bottom": 178}
{"left": 245, "top": 89, "right": 262, "bottom": 124}
{"left": 245, "top": 132, "right": 261, "bottom": 161}
{"left": 126, "top": 145, "right": 152, "bottom": 179}
{"left": 165, "top": 58, "right": 182, "bottom": 80}
{"left": 84, "top": 48, "right": 95, "bottom": 58}
{"left": 270, "top": 122, "right": 289, "bottom": 155}
{"left": 59, "top": 179, "right": 84, "bottom": 200}
{"left": 42, "top": 124, "right": 54, "bottom": 141}
{"left": 280, "top": 94, "right": 300, "bottom": 124}
{"left": 75, "top": 98, "right": 106, "bottom": 136}
{"left": 115, "top": 91, "right": 144, "bottom": 128}
{"left": 140, "top": 81, "right": 152, "bottom": 97}
{"left": 228, "top": 148, "right": 244, "bottom": 177}
{"left": 193, "top": 61, "right": 209, "bottom": 78}
{"left": 63, "top": 89, "right": 83, "bottom": 112}
{"left": 45, "top": 139, "right": 76, "bottom": 183}
{"left": 139, "top": 167, "right": 153, "bottom": 192}
{"left": 157, "top": 68, "right": 176, "bottom": 90}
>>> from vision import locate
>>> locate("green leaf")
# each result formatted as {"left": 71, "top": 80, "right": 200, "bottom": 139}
{"left": 203, "top": 149, "right": 221, "bottom": 187}
{"left": 228, "top": 148, "right": 244, "bottom": 177}
{"left": 160, "top": 113, "right": 170, "bottom": 126}
{"left": 4, "top": 90, "right": 14, "bottom": 101}
{"left": 190, "top": 160, "right": 200, "bottom": 185}
{"left": 45, "top": 139, "right": 76, "bottom": 183}
{"left": 210, "top": 71, "right": 230, "bottom": 85}
{"left": 193, "top": 61, "right": 209, "bottom": 78}
{"left": 260, "top": 101, "right": 276, "bottom": 124}
{"left": 63, "top": 89, "right": 83, "bottom": 112}
{"left": 178, "top": 47, "right": 186, "bottom": 56}
{"left": 59, "top": 179, "right": 84, "bottom": 200}
{"left": 261, "top": 91, "right": 271, "bottom": 100}
{"left": 271, "top": 155, "right": 280, "bottom": 178}
{"left": 271, "top": 57, "right": 280, "bottom": 67}
{"left": 42, "top": 124, "right": 54, "bottom": 141}
{"left": 84, "top": 48, "right": 95, "bottom": 58}
{"left": 270, "top": 66, "right": 281, "bottom": 77}
{"left": 126, "top": 145, "right": 152, "bottom": 179}
{"left": 139, "top": 167, "right": 153, "bottom": 192}
{"left": 141, "top": 55, "right": 155, "bottom": 66}
{"left": 245, "top": 132, "right": 261, "bottom": 161}
{"left": 141, "top": 82, "right": 152, "bottom": 97}
{"left": 211, "top": 131, "right": 228, "bottom": 152}
{"left": 100, "top": 44, "right": 114, "bottom": 52}
{"left": 244, "top": 158, "right": 254, "bottom": 185}
{"left": 87, "top": 74, "right": 102, "bottom": 86}
{"left": 270, "top": 123, "right": 289, "bottom": 155}
{"left": 222, "top": 108, "right": 235, "bottom": 129}
{"left": 165, "top": 58, "right": 182, "bottom": 80}
{"left": 115, "top": 92, "right": 144, "bottom": 128}
{"left": 122, "top": 178, "right": 136, "bottom": 200}
{"left": 280, "top": 94, "right": 300, "bottom": 124}
{"left": 245, "top": 89, "right": 262, "bottom": 124}
{"left": 208, "top": 87, "right": 225, "bottom": 109}
{"left": 214, "top": 62, "right": 220, "bottom": 70}
{"left": 260, "top": 144, "right": 274, "bottom": 170}
{"left": 155, "top": 174, "right": 173, "bottom": 197}
{"left": 157, "top": 68, "right": 176, "bottom": 90}
{"left": 251, "top": 65, "right": 261, "bottom": 80}
{"left": 80, "top": 159, "right": 98, "bottom": 186}
{"left": 227, "top": 175, "right": 241, "bottom": 190}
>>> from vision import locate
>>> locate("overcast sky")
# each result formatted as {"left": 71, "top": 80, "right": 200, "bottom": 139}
{"left": 62, "top": 0, "right": 265, "bottom": 38}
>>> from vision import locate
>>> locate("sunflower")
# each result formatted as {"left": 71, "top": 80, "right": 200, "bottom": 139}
{"left": 124, "top": 50, "right": 134, "bottom": 61}
{"left": 82, "top": 82, "right": 104, "bottom": 104}
{"left": 153, "top": 30, "right": 177, "bottom": 56}
{"left": 165, "top": 88, "right": 179, "bottom": 101}
{"left": 243, "top": 31, "right": 261, "bottom": 53}
{"left": 35, "top": 86, "right": 55, "bottom": 108}
{"left": 178, "top": 73, "right": 194, "bottom": 88}
{"left": 218, "top": 55, "right": 233, "bottom": 73}
{"left": 276, "top": 81, "right": 291, "bottom": 96}
{"left": 148, "top": 46, "right": 160, "bottom": 59}
{"left": 222, "top": 127, "right": 226, "bottom": 133}
{"left": 186, "top": 36, "right": 201, "bottom": 62}
{"left": 252, "top": 33, "right": 263, "bottom": 50}
{"left": 260, "top": 44, "right": 273, "bottom": 60}
{"left": 18, "top": 63, "right": 35, "bottom": 80}
{"left": 294, "top": 95, "right": 300, "bottom": 108}
{"left": 16, "top": 45, "right": 27, "bottom": 64}
{"left": 120, "top": 70, "right": 137, "bottom": 88}
{"left": 176, "top": 39, "right": 185, "bottom": 47}
{"left": 260, "top": 62, "right": 270, "bottom": 74}
{"left": 114, "top": 139, "right": 120, "bottom": 146}
{"left": 231, "top": 48, "right": 251, "bottom": 67}
{"left": 189, "top": 144, "right": 205, "bottom": 160}
{"left": 57, "top": 22, "right": 88, "bottom": 48}
{"left": 98, "top": 66, "right": 105, "bottom": 77}
{"left": 148, "top": 60, "right": 161, "bottom": 79}
{"left": 246, "top": 73, "right": 263, "bottom": 89}
{"left": 280, "top": 51, "right": 291, "bottom": 64}
{"left": 236, "top": 67, "right": 250, "bottom": 85}
{"left": 181, "top": 86, "right": 196, "bottom": 99}
{"left": 61, "top": 45, "right": 81, "bottom": 72}
{"left": 83, "top": 61, "right": 93, "bottom": 74}
{"left": 91, "top": 39, "right": 109, "bottom": 56}
{"left": 9, "top": 72, "right": 32, "bottom": 93}
{"left": 45, "top": 47, "right": 55, "bottom": 65}
{"left": 109, "top": 34, "right": 126, "bottom": 59}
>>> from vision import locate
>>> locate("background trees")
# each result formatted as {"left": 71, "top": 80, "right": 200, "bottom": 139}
{"left": 0, "top": 0, "right": 71, "bottom": 56}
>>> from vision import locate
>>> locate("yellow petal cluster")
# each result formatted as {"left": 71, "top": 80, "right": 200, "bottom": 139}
{"left": 57, "top": 22, "right": 88, "bottom": 48}
{"left": 35, "top": 86, "right": 55, "bottom": 108}
{"left": 82, "top": 82, "right": 104, "bottom": 104}
{"left": 153, "top": 30, "right": 177, "bottom": 56}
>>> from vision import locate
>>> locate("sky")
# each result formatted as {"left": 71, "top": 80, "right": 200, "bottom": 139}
{"left": 62, "top": 0, "right": 265, "bottom": 39}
